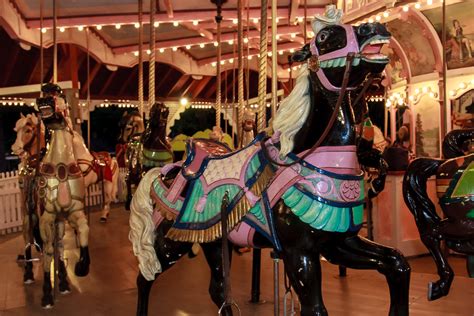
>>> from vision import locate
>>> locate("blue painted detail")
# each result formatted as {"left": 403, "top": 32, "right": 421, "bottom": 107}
{"left": 262, "top": 192, "right": 282, "bottom": 251}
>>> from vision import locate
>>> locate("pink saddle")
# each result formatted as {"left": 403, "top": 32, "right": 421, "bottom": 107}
{"left": 182, "top": 139, "right": 231, "bottom": 177}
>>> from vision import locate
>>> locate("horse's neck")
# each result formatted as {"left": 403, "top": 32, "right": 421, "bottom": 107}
{"left": 71, "top": 131, "right": 94, "bottom": 162}
{"left": 143, "top": 126, "right": 170, "bottom": 151}
{"left": 28, "top": 132, "right": 45, "bottom": 157}
{"left": 292, "top": 77, "right": 355, "bottom": 154}
{"left": 43, "top": 129, "right": 76, "bottom": 164}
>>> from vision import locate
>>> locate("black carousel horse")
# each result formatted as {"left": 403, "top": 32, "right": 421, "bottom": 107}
{"left": 403, "top": 127, "right": 473, "bottom": 301}
{"left": 140, "top": 102, "right": 174, "bottom": 172}
{"left": 124, "top": 104, "right": 173, "bottom": 210}
{"left": 130, "top": 11, "right": 409, "bottom": 316}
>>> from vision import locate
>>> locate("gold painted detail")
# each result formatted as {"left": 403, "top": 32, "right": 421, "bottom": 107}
{"left": 308, "top": 56, "right": 320, "bottom": 72}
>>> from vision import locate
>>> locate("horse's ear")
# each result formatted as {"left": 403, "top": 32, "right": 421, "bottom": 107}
{"left": 290, "top": 44, "right": 312, "bottom": 63}
{"left": 20, "top": 113, "right": 25, "bottom": 119}
{"left": 122, "top": 111, "right": 128, "bottom": 118}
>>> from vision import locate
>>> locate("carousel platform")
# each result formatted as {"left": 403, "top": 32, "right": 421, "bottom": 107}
{"left": 0, "top": 204, "right": 472, "bottom": 316}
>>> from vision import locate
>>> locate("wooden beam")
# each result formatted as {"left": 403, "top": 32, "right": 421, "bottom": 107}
{"left": 155, "top": 67, "right": 175, "bottom": 94}
{"left": 26, "top": 8, "right": 324, "bottom": 28}
{"left": 167, "top": 75, "right": 191, "bottom": 97}
{"left": 203, "top": 78, "right": 218, "bottom": 99}
{"left": 80, "top": 62, "right": 101, "bottom": 96}
{"left": 68, "top": 45, "right": 79, "bottom": 89}
{"left": 289, "top": 0, "right": 301, "bottom": 24}
{"left": 190, "top": 76, "right": 212, "bottom": 99}
{"left": 2, "top": 43, "right": 20, "bottom": 86}
{"left": 118, "top": 67, "right": 138, "bottom": 96}
{"left": 180, "top": 78, "right": 198, "bottom": 97}
{"left": 163, "top": 0, "right": 174, "bottom": 18}
{"left": 181, "top": 22, "right": 214, "bottom": 40}
{"left": 99, "top": 70, "right": 118, "bottom": 96}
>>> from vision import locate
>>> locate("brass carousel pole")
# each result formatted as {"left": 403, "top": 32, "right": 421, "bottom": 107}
{"left": 271, "top": 0, "right": 278, "bottom": 123}
{"left": 52, "top": 0, "right": 57, "bottom": 84}
{"left": 211, "top": 0, "right": 226, "bottom": 132}
{"left": 138, "top": 0, "right": 144, "bottom": 118}
{"left": 237, "top": 0, "right": 244, "bottom": 146}
{"left": 39, "top": 0, "right": 44, "bottom": 96}
{"left": 256, "top": 0, "right": 268, "bottom": 132}
{"left": 149, "top": 0, "right": 156, "bottom": 112}
{"left": 440, "top": 0, "right": 448, "bottom": 152}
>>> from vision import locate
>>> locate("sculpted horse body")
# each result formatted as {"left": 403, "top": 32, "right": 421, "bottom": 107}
{"left": 11, "top": 113, "right": 45, "bottom": 284}
{"left": 130, "top": 8, "right": 409, "bottom": 316}
{"left": 403, "top": 127, "right": 474, "bottom": 301}
{"left": 35, "top": 91, "right": 91, "bottom": 308}
{"left": 124, "top": 104, "right": 173, "bottom": 209}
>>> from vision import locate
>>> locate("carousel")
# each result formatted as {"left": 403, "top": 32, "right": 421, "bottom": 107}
{"left": 0, "top": 0, "right": 472, "bottom": 315}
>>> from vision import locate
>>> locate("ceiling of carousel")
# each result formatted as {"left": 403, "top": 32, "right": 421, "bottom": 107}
{"left": 0, "top": 0, "right": 331, "bottom": 101}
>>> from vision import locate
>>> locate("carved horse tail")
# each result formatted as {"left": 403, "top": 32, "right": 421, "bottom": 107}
{"left": 403, "top": 158, "right": 444, "bottom": 229}
{"left": 129, "top": 167, "right": 162, "bottom": 281}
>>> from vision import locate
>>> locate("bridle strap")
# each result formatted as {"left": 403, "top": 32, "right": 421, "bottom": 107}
{"left": 263, "top": 52, "right": 356, "bottom": 167}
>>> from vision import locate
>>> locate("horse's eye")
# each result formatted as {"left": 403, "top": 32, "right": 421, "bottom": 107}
{"left": 317, "top": 30, "right": 329, "bottom": 43}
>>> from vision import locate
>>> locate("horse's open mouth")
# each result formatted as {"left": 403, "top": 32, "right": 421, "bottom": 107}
{"left": 39, "top": 105, "right": 54, "bottom": 119}
{"left": 318, "top": 36, "right": 390, "bottom": 69}
{"left": 359, "top": 36, "right": 390, "bottom": 63}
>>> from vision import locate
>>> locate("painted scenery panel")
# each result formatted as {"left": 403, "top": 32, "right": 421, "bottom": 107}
{"left": 452, "top": 89, "right": 474, "bottom": 129}
{"left": 381, "top": 45, "right": 406, "bottom": 85}
{"left": 423, "top": 0, "right": 474, "bottom": 69}
{"left": 415, "top": 96, "right": 440, "bottom": 158}
{"left": 387, "top": 20, "right": 436, "bottom": 77}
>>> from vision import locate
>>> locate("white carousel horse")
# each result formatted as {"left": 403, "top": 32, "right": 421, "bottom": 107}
{"left": 11, "top": 113, "right": 45, "bottom": 284}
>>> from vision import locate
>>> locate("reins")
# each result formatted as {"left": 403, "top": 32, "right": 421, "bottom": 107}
{"left": 262, "top": 52, "right": 357, "bottom": 167}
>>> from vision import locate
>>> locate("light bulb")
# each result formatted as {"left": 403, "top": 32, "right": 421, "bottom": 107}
{"left": 115, "top": 24, "right": 121, "bottom": 29}
{"left": 96, "top": 25, "right": 103, "bottom": 30}
{"left": 192, "top": 20, "right": 199, "bottom": 26}
{"left": 78, "top": 26, "right": 84, "bottom": 31}
{"left": 59, "top": 27, "right": 65, "bottom": 32}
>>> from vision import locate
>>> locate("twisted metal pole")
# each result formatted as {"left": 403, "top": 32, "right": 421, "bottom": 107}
{"left": 138, "top": 0, "right": 144, "bottom": 117}
{"left": 39, "top": 0, "right": 44, "bottom": 95}
{"left": 271, "top": 0, "right": 278, "bottom": 121}
{"left": 237, "top": 0, "right": 244, "bottom": 146}
{"left": 215, "top": 6, "right": 223, "bottom": 129}
{"left": 257, "top": 0, "right": 268, "bottom": 132}
{"left": 149, "top": 0, "right": 156, "bottom": 112}
{"left": 52, "top": 0, "right": 57, "bottom": 84}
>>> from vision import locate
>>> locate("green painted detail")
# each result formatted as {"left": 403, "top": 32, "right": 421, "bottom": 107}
{"left": 452, "top": 161, "right": 474, "bottom": 198}
{"left": 467, "top": 209, "right": 474, "bottom": 219}
{"left": 142, "top": 149, "right": 173, "bottom": 167}
{"left": 153, "top": 180, "right": 183, "bottom": 212}
{"left": 281, "top": 186, "right": 363, "bottom": 232}
{"left": 249, "top": 202, "right": 267, "bottom": 225}
{"left": 245, "top": 154, "right": 262, "bottom": 183}
{"left": 363, "top": 117, "right": 373, "bottom": 127}
{"left": 180, "top": 181, "right": 241, "bottom": 224}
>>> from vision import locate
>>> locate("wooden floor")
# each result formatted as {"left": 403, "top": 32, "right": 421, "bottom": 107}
{"left": 0, "top": 204, "right": 472, "bottom": 316}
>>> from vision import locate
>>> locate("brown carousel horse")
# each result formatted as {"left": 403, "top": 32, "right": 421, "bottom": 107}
{"left": 130, "top": 7, "right": 410, "bottom": 316}
{"left": 12, "top": 113, "right": 46, "bottom": 284}
{"left": 403, "top": 127, "right": 474, "bottom": 301}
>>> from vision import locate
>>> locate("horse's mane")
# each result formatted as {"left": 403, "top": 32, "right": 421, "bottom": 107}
{"left": 272, "top": 64, "right": 311, "bottom": 156}
{"left": 14, "top": 114, "right": 45, "bottom": 134}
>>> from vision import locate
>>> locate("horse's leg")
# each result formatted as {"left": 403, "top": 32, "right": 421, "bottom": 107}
{"left": 55, "top": 220, "right": 71, "bottom": 294}
{"left": 321, "top": 235, "right": 410, "bottom": 316}
{"left": 67, "top": 211, "right": 90, "bottom": 277}
{"left": 125, "top": 175, "right": 132, "bottom": 211}
{"left": 100, "top": 180, "right": 112, "bottom": 222}
{"left": 420, "top": 234, "right": 454, "bottom": 300}
{"left": 201, "top": 241, "right": 233, "bottom": 316}
{"left": 39, "top": 211, "right": 56, "bottom": 308}
{"left": 136, "top": 221, "right": 193, "bottom": 316}
{"left": 22, "top": 215, "right": 34, "bottom": 284}
{"left": 281, "top": 248, "right": 326, "bottom": 316}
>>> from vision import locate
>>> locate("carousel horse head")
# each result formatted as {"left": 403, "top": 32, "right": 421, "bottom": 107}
{"left": 119, "top": 111, "right": 145, "bottom": 143}
{"left": 292, "top": 5, "right": 390, "bottom": 91}
{"left": 148, "top": 102, "right": 169, "bottom": 131}
{"left": 142, "top": 103, "right": 173, "bottom": 154}
{"left": 36, "top": 83, "right": 70, "bottom": 129}
{"left": 12, "top": 113, "right": 45, "bottom": 158}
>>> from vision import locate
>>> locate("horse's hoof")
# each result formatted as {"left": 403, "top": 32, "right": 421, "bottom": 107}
{"left": 23, "top": 278, "right": 35, "bottom": 285}
{"left": 41, "top": 294, "right": 54, "bottom": 308}
{"left": 60, "top": 288, "right": 71, "bottom": 295}
{"left": 100, "top": 217, "right": 107, "bottom": 223}
{"left": 74, "top": 262, "right": 89, "bottom": 277}
{"left": 59, "top": 281, "right": 71, "bottom": 294}
{"left": 427, "top": 282, "right": 444, "bottom": 301}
